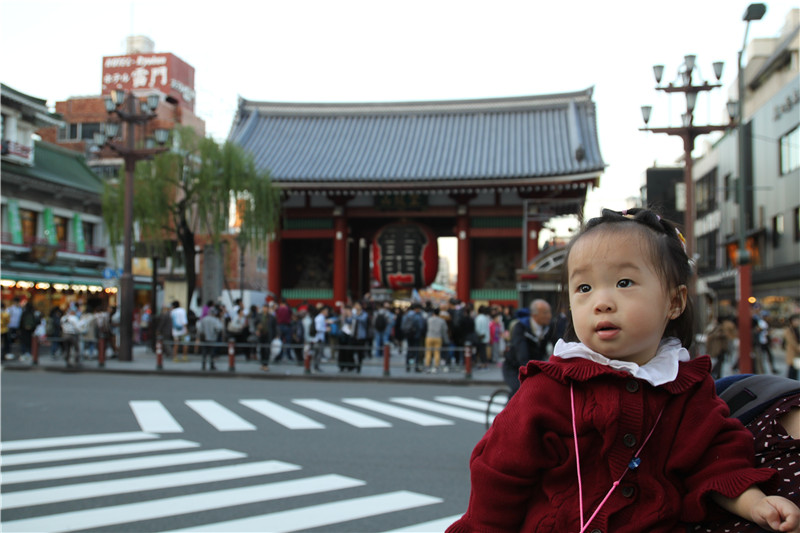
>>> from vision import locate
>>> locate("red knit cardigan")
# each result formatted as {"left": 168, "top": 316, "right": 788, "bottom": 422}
{"left": 447, "top": 356, "right": 775, "bottom": 533}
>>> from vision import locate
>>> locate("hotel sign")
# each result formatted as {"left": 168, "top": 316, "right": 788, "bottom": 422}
{"left": 102, "top": 53, "right": 196, "bottom": 111}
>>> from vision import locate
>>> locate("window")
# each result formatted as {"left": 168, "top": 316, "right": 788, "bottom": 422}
{"left": 772, "top": 213, "right": 784, "bottom": 248}
{"left": 53, "top": 215, "right": 68, "bottom": 244}
{"left": 794, "top": 207, "right": 800, "bottom": 242}
{"left": 82, "top": 221, "right": 95, "bottom": 248}
{"left": 780, "top": 125, "right": 799, "bottom": 175}
{"left": 723, "top": 173, "right": 732, "bottom": 202}
{"left": 80, "top": 123, "right": 101, "bottom": 141}
{"left": 696, "top": 230, "right": 718, "bottom": 275}
{"left": 696, "top": 169, "right": 717, "bottom": 217}
{"left": 19, "top": 208, "right": 37, "bottom": 243}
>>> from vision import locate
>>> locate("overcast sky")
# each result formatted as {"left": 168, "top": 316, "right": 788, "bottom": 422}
{"left": 2, "top": 0, "right": 797, "bottom": 235}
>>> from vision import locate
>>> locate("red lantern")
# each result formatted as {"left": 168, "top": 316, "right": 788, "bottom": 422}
{"left": 372, "top": 222, "right": 439, "bottom": 290}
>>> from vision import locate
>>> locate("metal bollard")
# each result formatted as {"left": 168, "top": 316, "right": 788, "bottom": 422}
{"left": 383, "top": 344, "right": 391, "bottom": 377}
{"left": 156, "top": 340, "right": 163, "bottom": 370}
{"left": 304, "top": 344, "right": 312, "bottom": 374}
{"left": 98, "top": 337, "right": 106, "bottom": 368}
{"left": 464, "top": 345, "right": 473, "bottom": 379}
{"left": 32, "top": 335, "right": 39, "bottom": 366}
{"left": 228, "top": 340, "right": 236, "bottom": 372}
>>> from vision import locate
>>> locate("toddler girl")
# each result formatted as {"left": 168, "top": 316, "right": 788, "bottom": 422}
{"left": 447, "top": 208, "right": 799, "bottom": 533}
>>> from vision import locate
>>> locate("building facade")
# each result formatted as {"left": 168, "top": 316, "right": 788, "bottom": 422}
{"left": 229, "top": 88, "right": 606, "bottom": 307}
{"left": 35, "top": 36, "right": 208, "bottom": 312}
{"left": 1, "top": 84, "right": 111, "bottom": 313}
{"left": 682, "top": 9, "right": 799, "bottom": 320}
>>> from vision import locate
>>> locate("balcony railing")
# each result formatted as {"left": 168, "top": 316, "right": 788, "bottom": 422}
{"left": 1, "top": 233, "right": 106, "bottom": 258}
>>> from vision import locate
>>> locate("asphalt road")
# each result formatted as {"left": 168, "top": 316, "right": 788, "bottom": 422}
{"left": 1, "top": 371, "right": 500, "bottom": 532}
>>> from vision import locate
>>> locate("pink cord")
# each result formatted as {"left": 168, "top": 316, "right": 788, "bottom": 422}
{"left": 570, "top": 382, "right": 665, "bottom": 533}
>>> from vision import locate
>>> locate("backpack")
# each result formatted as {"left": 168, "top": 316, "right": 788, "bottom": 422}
{"left": 374, "top": 311, "right": 388, "bottom": 333}
{"left": 402, "top": 312, "right": 420, "bottom": 340}
{"left": 308, "top": 317, "right": 318, "bottom": 338}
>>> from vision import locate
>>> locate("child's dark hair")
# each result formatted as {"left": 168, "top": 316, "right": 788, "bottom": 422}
{"left": 560, "top": 207, "right": 695, "bottom": 348}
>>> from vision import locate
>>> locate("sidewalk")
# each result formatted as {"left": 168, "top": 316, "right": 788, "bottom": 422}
{"left": 2, "top": 344, "right": 505, "bottom": 386}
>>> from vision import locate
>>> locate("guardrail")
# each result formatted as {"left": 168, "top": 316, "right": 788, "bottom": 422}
{"left": 28, "top": 336, "right": 477, "bottom": 379}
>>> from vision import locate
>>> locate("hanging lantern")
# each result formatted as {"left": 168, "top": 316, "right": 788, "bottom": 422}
{"left": 372, "top": 222, "right": 439, "bottom": 290}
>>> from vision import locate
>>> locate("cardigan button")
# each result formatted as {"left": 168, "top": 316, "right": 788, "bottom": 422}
{"left": 623, "top": 433, "right": 637, "bottom": 447}
{"left": 625, "top": 380, "right": 639, "bottom": 393}
{"left": 621, "top": 484, "right": 636, "bottom": 498}
{"left": 590, "top": 529, "right": 602, "bottom": 533}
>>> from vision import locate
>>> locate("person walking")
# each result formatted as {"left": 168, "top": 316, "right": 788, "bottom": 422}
{"left": 60, "top": 307, "right": 82, "bottom": 367}
{"left": 170, "top": 300, "right": 190, "bottom": 362}
{"left": 503, "top": 298, "right": 554, "bottom": 397}
{"left": 197, "top": 307, "right": 223, "bottom": 371}
{"left": 19, "top": 301, "right": 38, "bottom": 359}
{"left": 311, "top": 306, "right": 330, "bottom": 372}
{"left": 257, "top": 303, "right": 278, "bottom": 371}
{"left": 372, "top": 301, "right": 395, "bottom": 359}
{"left": 473, "top": 305, "right": 491, "bottom": 368}
{"left": 424, "top": 308, "right": 449, "bottom": 373}
{"left": 401, "top": 303, "right": 426, "bottom": 372}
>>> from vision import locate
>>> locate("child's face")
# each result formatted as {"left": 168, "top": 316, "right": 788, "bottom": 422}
{"left": 567, "top": 230, "right": 686, "bottom": 366}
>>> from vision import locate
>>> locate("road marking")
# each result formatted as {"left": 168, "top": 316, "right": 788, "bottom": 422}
{"left": 342, "top": 398, "right": 454, "bottom": 426}
{"left": 1, "top": 439, "right": 198, "bottom": 467}
{"left": 1, "top": 449, "right": 245, "bottom": 485}
{"left": 0, "top": 432, "right": 158, "bottom": 452}
{"left": 2, "top": 474, "right": 365, "bottom": 533}
{"left": 185, "top": 400, "right": 256, "bottom": 431}
{"left": 435, "top": 395, "right": 504, "bottom": 413}
{"left": 239, "top": 399, "right": 325, "bottom": 429}
{"left": 166, "top": 490, "right": 443, "bottom": 532}
{"left": 293, "top": 399, "right": 393, "bottom": 428}
{"left": 381, "top": 514, "right": 463, "bottom": 532}
{"left": 2, "top": 460, "right": 300, "bottom": 509}
{"left": 130, "top": 401, "right": 183, "bottom": 433}
{"left": 390, "top": 398, "right": 486, "bottom": 423}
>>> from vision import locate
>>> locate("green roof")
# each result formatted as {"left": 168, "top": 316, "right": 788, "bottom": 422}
{"left": 2, "top": 141, "right": 103, "bottom": 194}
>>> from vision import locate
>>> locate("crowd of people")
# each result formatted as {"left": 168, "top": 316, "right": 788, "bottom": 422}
{"left": 152, "top": 297, "right": 524, "bottom": 374}
{"left": 1, "top": 291, "right": 798, "bottom": 380}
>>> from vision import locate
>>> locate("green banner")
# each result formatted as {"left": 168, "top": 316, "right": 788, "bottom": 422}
{"left": 73, "top": 214, "right": 85, "bottom": 253}
{"left": 7, "top": 199, "right": 23, "bottom": 244}
{"left": 42, "top": 208, "right": 57, "bottom": 245}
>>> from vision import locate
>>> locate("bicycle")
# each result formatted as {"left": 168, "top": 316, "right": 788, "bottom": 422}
{"left": 484, "top": 386, "right": 510, "bottom": 430}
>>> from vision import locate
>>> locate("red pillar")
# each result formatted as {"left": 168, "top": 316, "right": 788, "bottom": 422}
{"left": 526, "top": 219, "right": 541, "bottom": 265}
{"left": 333, "top": 215, "right": 347, "bottom": 307}
{"left": 457, "top": 212, "right": 470, "bottom": 302}
{"left": 268, "top": 234, "right": 281, "bottom": 300}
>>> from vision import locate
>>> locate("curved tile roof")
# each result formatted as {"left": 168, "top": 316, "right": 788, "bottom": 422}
{"left": 229, "top": 88, "right": 605, "bottom": 186}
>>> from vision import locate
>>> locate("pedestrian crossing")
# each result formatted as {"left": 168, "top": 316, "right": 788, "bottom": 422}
{"left": 0, "top": 431, "right": 458, "bottom": 532}
{"left": 128, "top": 394, "right": 497, "bottom": 433}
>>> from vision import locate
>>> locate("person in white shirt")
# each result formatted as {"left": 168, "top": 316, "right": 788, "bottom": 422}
{"left": 170, "top": 301, "right": 189, "bottom": 362}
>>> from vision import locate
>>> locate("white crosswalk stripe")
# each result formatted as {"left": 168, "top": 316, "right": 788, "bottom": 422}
{"left": 165, "top": 491, "right": 444, "bottom": 532}
{"left": 240, "top": 399, "right": 325, "bottom": 429}
{"left": 2, "top": 449, "right": 247, "bottom": 485}
{"left": 390, "top": 397, "right": 487, "bottom": 423}
{"left": 342, "top": 398, "right": 454, "bottom": 426}
{"left": 185, "top": 400, "right": 257, "bottom": 431}
{"left": 130, "top": 400, "right": 184, "bottom": 432}
{"left": 125, "top": 394, "right": 494, "bottom": 433}
{"left": 0, "top": 431, "right": 454, "bottom": 533}
{"left": 292, "top": 398, "right": 393, "bottom": 428}
{"left": 0, "top": 439, "right": 198, "bottom": 467}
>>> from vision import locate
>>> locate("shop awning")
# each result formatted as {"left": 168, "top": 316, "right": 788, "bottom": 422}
{"left": 1, "top": 269, "right": 106, "bottom": 287}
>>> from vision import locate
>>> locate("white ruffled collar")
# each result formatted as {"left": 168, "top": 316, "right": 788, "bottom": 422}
{"left": 552, "top": 337, "right": 690, "bottom": 386}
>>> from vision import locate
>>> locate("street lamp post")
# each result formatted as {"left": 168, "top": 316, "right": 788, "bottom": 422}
{"left": 734, "top": 3, "right": 766, "bottom": 375}
{"left": 640, "top": 56, "right": 732, "bottom": 323}
{"left": 97, "top": 90, "right": 171, "bottom": 362}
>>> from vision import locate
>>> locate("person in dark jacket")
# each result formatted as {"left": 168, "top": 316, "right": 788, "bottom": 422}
{"left": 503, "top": 299, "right": 554, "bottom": 396}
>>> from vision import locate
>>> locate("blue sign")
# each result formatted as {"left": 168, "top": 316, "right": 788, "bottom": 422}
{"left": 103, "top": 268, "right": 123, "bottom": 279}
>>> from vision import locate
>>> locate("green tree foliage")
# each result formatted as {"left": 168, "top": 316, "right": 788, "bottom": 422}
{"left": 102, "top": 126, "right": 281, "bottom": 306}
